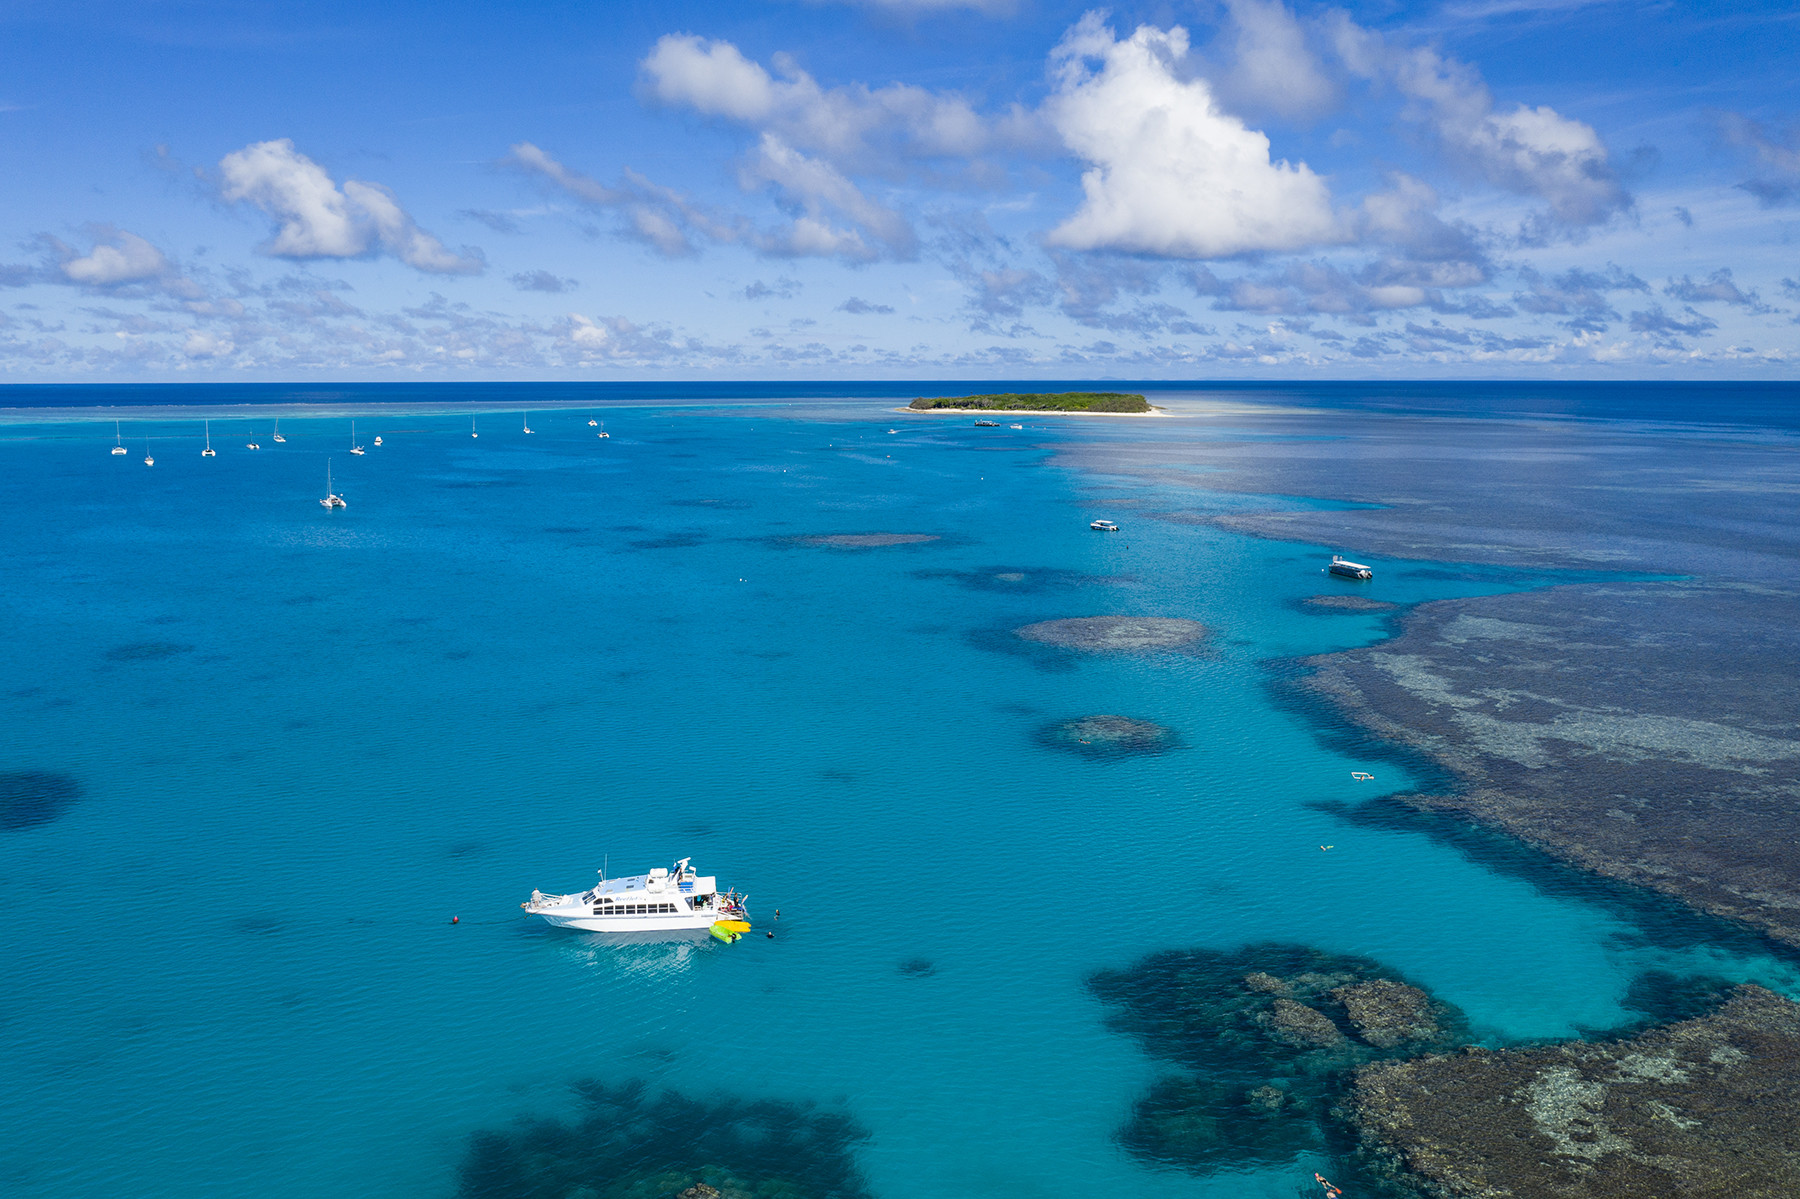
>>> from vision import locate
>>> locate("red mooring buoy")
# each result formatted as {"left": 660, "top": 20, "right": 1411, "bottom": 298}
{"left": 450, "top": 916, "right": 459, "bottom": 924}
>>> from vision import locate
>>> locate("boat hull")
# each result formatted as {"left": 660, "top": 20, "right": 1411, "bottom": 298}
{"left": 532, "top": 910, "right": 719, "bottom": 935}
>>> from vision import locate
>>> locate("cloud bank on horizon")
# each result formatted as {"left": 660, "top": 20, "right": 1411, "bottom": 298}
{"left": 0, "top": 0, "right": 1796, "bottom": 379}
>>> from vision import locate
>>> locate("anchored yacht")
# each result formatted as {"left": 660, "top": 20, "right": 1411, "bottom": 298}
{"left": 111, "top": 421, "right": 128, "bottom": 455}
{"left": 522, "top": 857, "right": 747, "bottom": 935}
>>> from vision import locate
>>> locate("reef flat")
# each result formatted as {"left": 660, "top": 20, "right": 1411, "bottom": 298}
{"left": 1351, "top": 985, "right": 1800, "bottom": 1197}
{"left": 1299, "top": 584, "right": 1800, "bottom": 951}
{"left": 906, "top": 391, "right": 1151, "bottom": 413}
{"left": 1014, "top": 615, "right": 1208, "bottom": 652}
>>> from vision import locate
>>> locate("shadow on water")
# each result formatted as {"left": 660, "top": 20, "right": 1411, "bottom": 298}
{"left": 456, "top": 1079, "right": 873, "bottom": 1199}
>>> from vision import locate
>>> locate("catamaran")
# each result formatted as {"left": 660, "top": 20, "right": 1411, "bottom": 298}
{"left": 522, "top": 857, "right": 748, "bottom": 936}
{"left": 202, "top": 420, "right": 216, "bottom": 457}
{"left": 111, "top": 421, "right": 128, "bottom": 455}
{"left": 320, "top": 460, "right": 346, "bottom": 510}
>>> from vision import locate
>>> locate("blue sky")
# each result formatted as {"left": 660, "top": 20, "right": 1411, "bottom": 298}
{"left": 3, "top": 0, "right": 1798, "bottom": 380}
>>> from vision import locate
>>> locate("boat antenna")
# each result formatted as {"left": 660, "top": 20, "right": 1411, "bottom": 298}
{"left": 600, "top": 853, "right": 607, "bottom": 884}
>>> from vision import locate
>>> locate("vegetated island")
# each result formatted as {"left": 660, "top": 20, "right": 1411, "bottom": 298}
{"left": 908, "top": 391, "right": 1152, "bottom": 413}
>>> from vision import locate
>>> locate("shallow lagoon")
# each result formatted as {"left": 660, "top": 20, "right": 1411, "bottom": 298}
{"left": 1, "top": 393, "right": 1795, "bottom": 1198}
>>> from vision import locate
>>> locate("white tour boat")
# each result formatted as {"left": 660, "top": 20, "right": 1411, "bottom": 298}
{"left": 522, "top": 857, "right": 748, "bottom": 936}
{"left": 1328, "top": 555, "right": 1373, "bottom": 580}
{"left": 1090, "top": 519, "right": 1119, "bottom": 532}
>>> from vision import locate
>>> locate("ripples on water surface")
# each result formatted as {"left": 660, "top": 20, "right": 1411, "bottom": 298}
{"left": 1, "top": 392, "right": 1795, "bottom": 1199}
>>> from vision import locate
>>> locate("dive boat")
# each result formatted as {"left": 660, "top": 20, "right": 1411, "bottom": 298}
{"left": 522, "top": 857, "right": 747, "bottom": 935}
{"left": 1090, "top": 519, "right": 1119, "bottom": 532}
{"left": 202, "top": 420, "right": 216, "bottom": 457}
{"left": 1328, "top": 555, "right": 1373, "bottom": 580}
{"left": 111, "top": 421, "right": 128, "bottom": 455}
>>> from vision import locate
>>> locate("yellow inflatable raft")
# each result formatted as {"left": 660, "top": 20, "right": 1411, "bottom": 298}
{"left": 714, "top": 919, "right": 752, "bottom": 934}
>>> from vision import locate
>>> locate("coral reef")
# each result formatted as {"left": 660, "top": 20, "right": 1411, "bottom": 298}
{"left": 457, "top": 1079, "right": 872, "bottom": 1199}
{"left": 1351, "top": 985, "right": 1800, "bottom": 1197}
{"left": 0, "top": 770, "right": 83, "bottom": 831}
{"left": 794, "top": 534, "right": 938, "bottom": 549}
{"left": 1014, "top": 616, "right": 1208, "bottom": 652}
{"left": 1298, "top": 584, "right": 1800, "bottom": 951}
{"left": 1089, "top": 943, "right": 1469, "bottom": 1176}
{"left": 1299, "top": 595, "right": 1399, "bottom": 613}
{"left": 1037, "top": 714, "right": 1178, "bottom": 759}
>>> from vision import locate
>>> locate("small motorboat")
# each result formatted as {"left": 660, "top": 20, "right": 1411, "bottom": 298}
{"left": 1090, "top": 519, "right": 1119, "bottom": 532}
{"left": 201, "top": 420, "right": 216, "bottom": 457}
{"left": 1009, "top": 423, "right": 1023, "bottom": 429}
{"left": 1328, "top": 555, "right": 1373, "bottom": 580}
{"left": 373, "top": 436, "right": 382, "bottom": 446}
{"left": 111, "top": 421, "right": 128, "bottom": 455}
{"left": 886, "top": 428, "right": 898, "bottom": 434}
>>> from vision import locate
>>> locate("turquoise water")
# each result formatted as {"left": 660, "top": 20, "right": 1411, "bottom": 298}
{"left": 2, "top": 397, "right": 1794, "bottom": 1198}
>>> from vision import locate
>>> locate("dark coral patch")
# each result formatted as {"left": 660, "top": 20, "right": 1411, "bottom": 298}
{"left": 105, "top": 642, "right": 194, "bottom": 662}
{"left": 457, "top": 1079, "right": 872, "bottom": 1199}
{"left": 0, "top": 771, "right": 83, "bottom": 831}
{"left": 1297, "top": 595, "right": 1399, "bottom": 613}
{"left": 913, "top": 566, "right": 1129, "bottom": 593}
{"left": 1038, "top": 714, "right": 1178, "bottom": 759}
{"left": 898, "top": 958, "right": 937, "bottom": 977}
{"left": 1090, "top": 943, "right": 1469, "bottom": 1178}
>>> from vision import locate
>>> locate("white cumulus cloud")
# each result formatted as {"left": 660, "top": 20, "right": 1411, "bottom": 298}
{"left": 1333, "top": 18, "right": 1628, "bottom": 231}
{"left": 59, "top": 229, "right": 172, "bottom": 286}
{"left": 219, "top": 139, "right": 483, "bottom": 274}
{"left": 1043, "top": 14, "right": 1342, "bottom": 259}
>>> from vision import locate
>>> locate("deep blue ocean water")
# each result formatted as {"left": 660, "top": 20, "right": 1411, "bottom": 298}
{"left": 2, "top": 386, "right": 1797, "bottom": 1198}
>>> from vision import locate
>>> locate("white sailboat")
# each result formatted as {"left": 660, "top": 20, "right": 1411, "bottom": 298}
{"left": 201, "top": 420, "right": 216, "bottom": 457}
{"left": 273, "top": 417, "right": 286, "bottom": 443}
{"left": 111, "top": 421, "right": 128, "bottom": 455}
{"left": 587, "top": 418, "right": 598, "bottom": 427}
{"left": 320, "top": 459, "right": 347, "bottom": 509}
{"left": 471, "top": 417, "right": 479, "bottom": 439}
{"left": 143, "top": 438, "right": 154, "bottom": 466}
{"left": 596, "top": 421, "right": 609, "bottom": 439}
{"left": 245, "top": 431, "right": 261, "bottom": 449}
{"left": 350, "top": 420, "right": 365, "bottom": 456}
{"left": 522, "top": 412, "right": 533, "bottom": 434}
